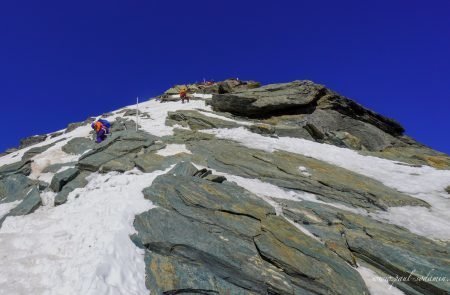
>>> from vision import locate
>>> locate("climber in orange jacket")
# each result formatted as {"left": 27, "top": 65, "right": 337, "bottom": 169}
{"left": 91, "top": 119, "right": 110, "bottom": 143}
{"left": 180, "top": 86, "right": 189, "bottom": 104}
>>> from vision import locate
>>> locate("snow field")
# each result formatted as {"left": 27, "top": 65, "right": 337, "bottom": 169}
{"left": 0, "top": 168, "right": 171, "bottom": 295}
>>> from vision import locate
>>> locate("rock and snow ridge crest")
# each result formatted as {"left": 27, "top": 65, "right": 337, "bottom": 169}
{"left": 0, "top": 79, "right": 449, "bottom": 295}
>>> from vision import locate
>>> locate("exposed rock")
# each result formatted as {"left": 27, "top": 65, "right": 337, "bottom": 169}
{"left": 189, "top": 139, "right": 428, "bottom": 210}
{"left": 62, "top": 137, "right": 95, "bottom": 155}
{"left": 0, "top": 174, "right": 36, "bottom": 203}
{"left": 203, "top": 174, "right": 227, "bottom": 183}
{"left": 50, "top": 168, "right": 80, "bottom": 192}
{"left": 163, "top": 129, "right": 215, "bottom": 144}
{"left": 317, "top": 93, "right": 404, "bottom": 136}
{"left": 134, "top": 152, "right": 191, "bottom": 174}
{"left": 0, "top": 148, "right": 19, "bottom": 157}
{"left": 0, "top": 187, "right": 41, "bottom": 227}
{"left": 132, "top": 173, "right": 369, "bottom": 294}
{"left": 5, "top": 148, "right": 18, "bottom": 154}
{"left": 78, "top": 131, "right": 157, "bottom": 172}
{"left": 110, "top": 117, "right": 138, "bottom": 132}
{"left": 19, "top": 134, "right": 48, "bottom": 149}
{"left": 167, "top": 161, "right": 198, "bottom": 176}
{"left": 65, "top": 117, "right": 95, "bottom": 133}
{"left": 193, "top": 168, "right": 212, "bottom": 178}
{"left": 54, "top": 171, "right": 90, "bottom": 206}
{"left": 369, "top": 144, "right": 450, "bottom": 170}
{"left": 166, "top": 110, "right": 239, "bottom": 130}
{"left": 0, "top": 160, "right": 32, "bottom": 179}
{"left": 211, "top": 80, "right": 326, "bottom": 118}
{"left": 327, "top": 131, "right": 363, "bottom": 150}
{"left": 303, "top": 109, "right": 401, "bottom": 151}
{"left": 282, "top": 200, "right": 450, "bottom": 294}
{"left": 248, "top": 123, "right": 276, "bottom": 136}
{"left": 210, "top": 80, "right": 409, "bottom": 152}
{"left": 446, "top": 186, "right": 450, "bottom": 194}
{"left": 49, "top": 131, "right": 64, "bottom": 138}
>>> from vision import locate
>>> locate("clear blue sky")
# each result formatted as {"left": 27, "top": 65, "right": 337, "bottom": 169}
{"left": 1, "top": 1, "right": 449, "bottom": 154}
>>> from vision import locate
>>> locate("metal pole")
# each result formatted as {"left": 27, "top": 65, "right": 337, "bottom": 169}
{"left": 136, "top": 96, "right": 139, "bottom": 131}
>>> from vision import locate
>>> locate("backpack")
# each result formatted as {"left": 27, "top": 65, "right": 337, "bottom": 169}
{"left": 98, "top": 119, "right": 111, "bottom": 129}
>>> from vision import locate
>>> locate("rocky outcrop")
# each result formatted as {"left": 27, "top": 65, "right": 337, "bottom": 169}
{"left": 162, "top": 79, "right": 261, "bottom": 97}
{"left": 54, "top": 171, "right": 90, "bottom": 206}
{"left": 189, "top": 139, "right": 427, "bottom": 210}
{"left": 76, "top": 129, "right": 189, "bottom": 174}
{"left": 62, "top": 138, "right": 95, "bottom": 155}
{"left": 132, "top": 163, "right": 369, "bottom": 294}
{"left": 0, "top": 160, "right": 32, "bottom": 179}
{"left": 282, "top": 200, "right": 450, "bottom": 294}
{"left": 50, "top": 168, "right": 80, "bottom": 192}
{"left": 166, "top": 110, "right": 240, "bottom": 130}
{"left": 0, "top": 176, "right": 41, "bottom": 227}
{"left": 208, "top": 80, "right": 409, "bottom": 152}
{"left": 446, "top": 186, "right": 450, "bottom": 194}
{"left": 211, "top": 80, "right": 326, "bottom": 118}
{"left": 19, "top": 134, "right": 48, "bottom": 149}
{"left": 0, "top": 187, "right": 41, "bottom": 226}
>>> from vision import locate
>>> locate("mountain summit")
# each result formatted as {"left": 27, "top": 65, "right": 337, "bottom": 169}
{"left": 0, "top": 80, "right": 449, "bottom": 294}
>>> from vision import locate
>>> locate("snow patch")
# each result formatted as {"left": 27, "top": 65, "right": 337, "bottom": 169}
{"left": 0, "top": 167, "right": 171, "bottom": 294}
{"left": 0, "top": 201, "right": 21, "bottom": 220}
{"left": 197, "top": 111, "right": 253, "bottom": 126}
{"left": 156, "top": 144, "right": 191, "bottom": 157}
{"left": 357, "top": 266, "right": 405, "bottom": 295}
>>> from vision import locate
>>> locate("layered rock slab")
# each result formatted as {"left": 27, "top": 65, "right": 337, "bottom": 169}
{"left": 188, "top": 139, "right": 427, "bottom": 210}
{"left": 132, "top": 164, "right": 369, "bottom": 294}
{"left": 282, "top": 200, "right": 450, "bottom": 294}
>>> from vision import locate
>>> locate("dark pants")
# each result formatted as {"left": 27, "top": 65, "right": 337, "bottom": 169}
{"left": 181, "top": 93, "right": 189, "bottom": 103}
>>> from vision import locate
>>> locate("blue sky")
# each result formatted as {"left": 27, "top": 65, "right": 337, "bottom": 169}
{"left": 1, "top": 0, "right": 449, "bottom": 153}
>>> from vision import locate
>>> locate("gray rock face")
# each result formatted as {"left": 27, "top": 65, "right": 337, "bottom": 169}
{"left": 110, "top": 118, "right": 138, "bottom": 132}
{"left": 282, "top": 200, "right": 450, "bottom": 294}
{"left": 19, "top": 135, "right": 48, "bottom": 149}
{"left": 189, "top": 139, "right": 427, "bottom": 210}
{"left": 132, "top": 170, "right": 369, "bottom": 294}
{"left": 62, "top": 138, "right": 95, "bottom": 155}
{"left": 167, "top": 161, "right": 198, "bottom": 176}
{"left": 317, "top": 94, "right": 404, "bottom": 136}
{"left": 0, "top": 160, "right": 32, "bottom": 179}
{"left": 78, "top": 131, "right": 158, "bottom": 172}
{"left": 54, "top": 171, "right": 90, "bottom": 206}
{"left": 209, "top": 80, "right": 410, "bottom": 153}
{"left": 0, "top": 174, "right": 36, "bottom": 203}
{"left": 211, "top": 80, "right": 326, "bottom": 118}
{"left": 0, "top": 186, "right": 41, "bottom": 227}
{"left": 166, "top": 110, "right": 239, "bottom": 130}
{"left": 50, "top": 168, "right": 80, "bottom": 192}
